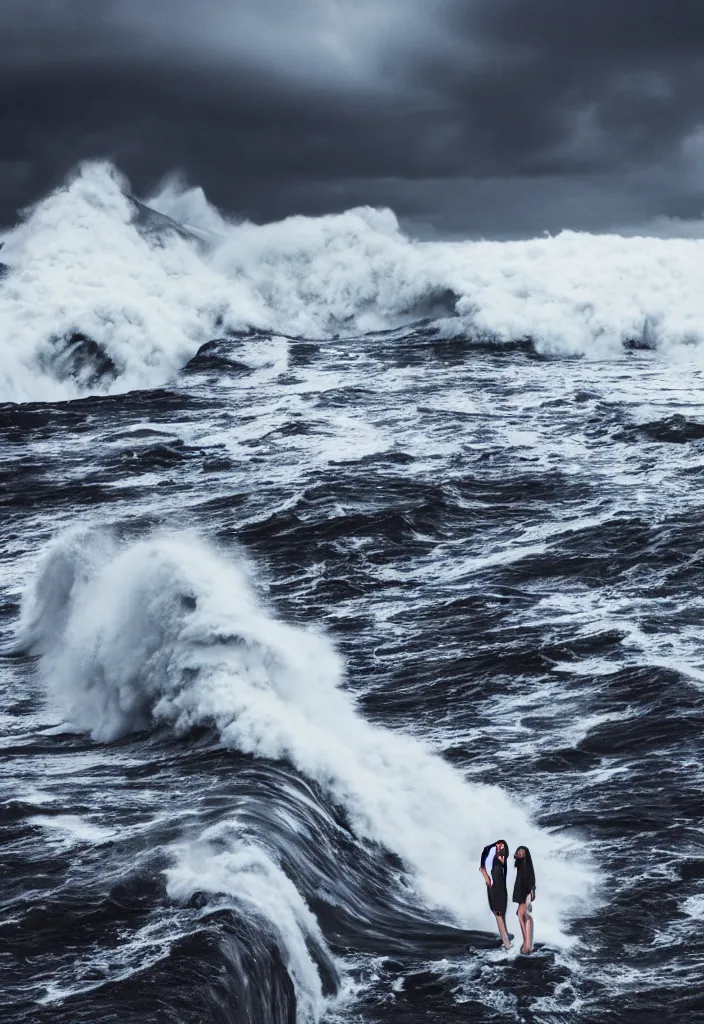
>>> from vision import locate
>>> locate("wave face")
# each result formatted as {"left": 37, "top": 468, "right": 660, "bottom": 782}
{"left": 18, "top": 528, "right": 590, "bottom": 946}
{"left": 4, "top": 161, "right": 704, "bottom": 403}
{"left": 166, "top": 836, "right": 333, "bottom": 1023}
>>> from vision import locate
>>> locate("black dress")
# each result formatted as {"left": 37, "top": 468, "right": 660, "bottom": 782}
{"left": 481, "top": 845, "right": 508, "bottom": 917}
{"left": 512, "top": 858, "right": 536, "bottom": 905}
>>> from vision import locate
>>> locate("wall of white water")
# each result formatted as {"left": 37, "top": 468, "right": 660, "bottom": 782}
{"left": 3, "top": 161, "right": 704, "bottom": 404}
{"left": 3, "top": 161, "right": 704, "bottom": 403}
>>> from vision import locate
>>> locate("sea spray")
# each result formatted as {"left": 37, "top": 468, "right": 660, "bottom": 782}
{"left": 0, "top": 163, "right": 265, "bottom": 403}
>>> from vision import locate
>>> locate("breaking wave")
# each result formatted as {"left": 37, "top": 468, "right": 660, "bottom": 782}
{"left": 3, "top": 162, "right": 704, "bottom": 403}
{"left": 18, "top": 527, "right": 593, "bottom": 946}
{"left": 166, "top": 833, "right": 337, "bottom": 1023}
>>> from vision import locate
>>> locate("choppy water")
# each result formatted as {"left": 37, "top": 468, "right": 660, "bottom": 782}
{"left": 1, "top": 167, "right": 704, "bottom": 1024}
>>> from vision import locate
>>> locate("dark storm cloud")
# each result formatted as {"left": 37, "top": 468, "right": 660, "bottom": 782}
{"left": 428, "top": 0, "right": 704, "bottom": 174}
{"left": 2, "top": 0, "right": 704, "bottom": 235}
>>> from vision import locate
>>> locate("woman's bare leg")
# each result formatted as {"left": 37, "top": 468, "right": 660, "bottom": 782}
{"left": 517, "top": 905, "right": 529, "bottom": 952}
{"left": 495, "top": 913, "right": 511, "bottom": 949}
{"left": 525, "top": 900, "right": 534, "bottom": 952}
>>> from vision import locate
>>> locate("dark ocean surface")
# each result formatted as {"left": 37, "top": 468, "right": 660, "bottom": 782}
{"left": 1, "top": 166, "right": 703, "bottom": 1024}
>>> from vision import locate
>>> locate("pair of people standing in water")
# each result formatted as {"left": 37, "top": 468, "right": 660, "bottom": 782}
{"left": 479, "top": 841, "right": 536, "bottom": 952}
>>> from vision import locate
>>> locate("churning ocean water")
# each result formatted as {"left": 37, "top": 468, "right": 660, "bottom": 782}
{"left": 1, "top": 162, "right": 703, "bottom": 1024}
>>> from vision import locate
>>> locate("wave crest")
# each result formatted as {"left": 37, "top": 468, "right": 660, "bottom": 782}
{"left": 166, "top": 832, "right": 338, "bottom": 1023}
{"left": 4, "top": 161, "right": 704, "bottom": 403}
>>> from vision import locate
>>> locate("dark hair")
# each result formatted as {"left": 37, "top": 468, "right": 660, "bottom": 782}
{"left": 514, "top": 845, "right": 534, "bottom": 870}
{"left": 496, "top": 839, "right": 509, "bottom": 857}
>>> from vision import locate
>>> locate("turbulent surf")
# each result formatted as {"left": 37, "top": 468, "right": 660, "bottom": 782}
{"left": 1, "top": 163, "right": 702, "bottom": 1024}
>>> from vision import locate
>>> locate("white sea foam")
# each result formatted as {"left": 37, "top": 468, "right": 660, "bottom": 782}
{"left": 19, "top": 527, "right": 594, "bottom": 945}
{"left": 28, "top": 813, "right": 114, "bottom": 847}
{"left": 0, "top": 163, "right": 266, "bottom": 403}
{"left": 4, "top": 162, "right": 704, "bottom": 402}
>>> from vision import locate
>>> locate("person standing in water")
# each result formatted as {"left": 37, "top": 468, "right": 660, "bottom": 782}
{"left": 480, "top": 840, "right": 511, "bottom": 949}
{"left": 513, "top": 846, "right": 536, "bottom": 953}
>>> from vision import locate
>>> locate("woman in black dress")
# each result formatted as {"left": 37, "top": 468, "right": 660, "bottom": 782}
{"left": 479, "top": 839, "right": 511, "bottom": 949}
{"left": 513, "top": 846, "right": 536, "bottom": 953}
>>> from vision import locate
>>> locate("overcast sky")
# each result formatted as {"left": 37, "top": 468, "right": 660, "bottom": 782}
{"left": 3, "top": 0, "right": 704, "bottom": 237}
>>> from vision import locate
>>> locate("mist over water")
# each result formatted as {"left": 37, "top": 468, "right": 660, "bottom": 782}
{"left": 1, "top": 163, "right": 703, "bottom": 1024}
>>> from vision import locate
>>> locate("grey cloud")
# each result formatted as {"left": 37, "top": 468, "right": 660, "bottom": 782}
{"left": 2, "top": 0, "right": 704, "bottom": 235}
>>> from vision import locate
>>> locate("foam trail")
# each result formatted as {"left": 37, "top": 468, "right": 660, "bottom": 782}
{"left": 19, "top": 528, "right": 593, "bottom": 944}
{"left": 5, "top": 161, "right": 704, "bottom": 403}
